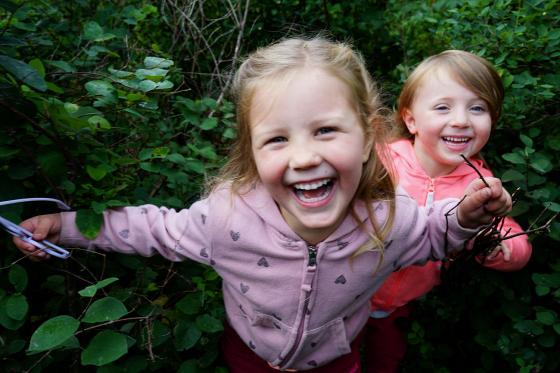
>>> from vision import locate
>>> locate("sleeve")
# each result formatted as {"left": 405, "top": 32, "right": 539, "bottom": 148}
{"left": 474, "top": 165, "right": 532, "bottom": 271}
{"left": 476, "top": 216, "right": 532, "bottom": 271}
{"left": 58, "top": 197, "right": 214, "bottom": 265}
{"left": 389, "top": 187, "right": 479, "bottom": 268}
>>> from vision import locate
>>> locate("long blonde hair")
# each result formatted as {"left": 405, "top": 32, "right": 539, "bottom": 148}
{"left": 394, "top": 49, "right": 504, "bottom": 140}
{"left": 209, "top": 36, "right": 396, "bottom": 251}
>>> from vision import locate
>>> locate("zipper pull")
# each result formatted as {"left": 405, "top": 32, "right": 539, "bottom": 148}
{"left": 308, "top": 245, "right": 317, "bottom": 266}
{"left": 426, "top": 178, "right": 435, "bottom": 208}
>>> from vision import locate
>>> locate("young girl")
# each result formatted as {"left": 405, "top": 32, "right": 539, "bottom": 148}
{"left": 364, "top": 50, "right": 532, "bottom": 373}
{"left": 13, "top": 38, "right": 511, "bottom": 372}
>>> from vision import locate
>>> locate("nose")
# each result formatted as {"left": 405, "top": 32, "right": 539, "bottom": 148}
{"left": 451, "top": 109, "right": 469, "bottom": 127}
{"left": 288, "top": 143, "right": 322, "bottom": 170}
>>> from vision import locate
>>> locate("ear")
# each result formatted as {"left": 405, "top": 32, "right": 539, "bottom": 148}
{"left": 402, "top": 109, "right": 417, "bottom": 135}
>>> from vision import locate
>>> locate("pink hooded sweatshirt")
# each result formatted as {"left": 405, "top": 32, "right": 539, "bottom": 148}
{"left": 59, "top": 182, "right": 478, "bottom": 370}
{"left": 370, "top": 139, "right": 532, "bottom": 315}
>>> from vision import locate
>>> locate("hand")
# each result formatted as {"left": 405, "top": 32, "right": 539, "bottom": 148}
{"left": 12, "top": 213, "right": 62, "bottom": 261}
{"left": 458, "top": 177, "right": 512, "bottom": 229}
{"left": 487, "top": 243, "right": 511, "bottom": 261}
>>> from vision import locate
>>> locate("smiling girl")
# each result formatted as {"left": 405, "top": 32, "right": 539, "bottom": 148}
{"left": 364, "top": 50, "right": 532, "bottom": 373}
{"left": 11, "top": 39, "right": 512, "bottom": 372}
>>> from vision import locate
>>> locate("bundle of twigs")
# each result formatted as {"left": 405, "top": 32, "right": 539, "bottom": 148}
{"left": 441, "top": 155, "right": 558, "bottom": 287}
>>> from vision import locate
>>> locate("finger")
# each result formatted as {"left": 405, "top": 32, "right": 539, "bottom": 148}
{"left": 32, "top": 216, "right": 54, "bottom": 241}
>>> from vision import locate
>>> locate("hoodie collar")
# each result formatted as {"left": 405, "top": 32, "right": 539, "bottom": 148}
{"left": 240, "top": 182, "right": 367, "bottom": 244}
{"left": 389, "top": 139, "right": 486, "bottom": 180}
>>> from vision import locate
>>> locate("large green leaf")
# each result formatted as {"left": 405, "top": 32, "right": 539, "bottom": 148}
{"left": 82, "top": 297, "right": 128, "bottom": 323}
{"left": 0, "top": 55, "right": 47, "bottom": 91}
{"left": 78, "top": 277, "right": 119, "bottom": 298}
{"left": 28, "top": 315, "right": 80, "bottom": 352}
{"left": 81, "top": 330, "right": 128, "bottom": 366}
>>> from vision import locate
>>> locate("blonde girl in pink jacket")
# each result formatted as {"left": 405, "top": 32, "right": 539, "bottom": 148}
{"left": 364, "top": 50, "right": 532, "bottom": 373}
{"left": 11, "top": 39, "right": 512, "bottom": 372}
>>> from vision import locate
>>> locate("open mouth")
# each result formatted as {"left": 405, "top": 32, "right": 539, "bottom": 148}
{"left": 293, "top": 179, "right": 333, "bottom": 203}
{"left": 442, "top": 136, "right": 470, "bottom": 144}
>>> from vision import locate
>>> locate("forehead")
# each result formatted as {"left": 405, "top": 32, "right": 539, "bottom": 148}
{"left": 249, "top": 68, "right": 355, "bottom": 127}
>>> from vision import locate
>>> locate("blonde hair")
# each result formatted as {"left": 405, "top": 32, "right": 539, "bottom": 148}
{"left": 209, "top": 36, "right": 396, "bottom": 253}
{"left": 394, "top": 50, "right": 504, "bottom": 139}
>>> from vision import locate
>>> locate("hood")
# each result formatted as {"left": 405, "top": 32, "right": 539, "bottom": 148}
{"left": 389, "top": 139, "right": 487, "bottom": 181}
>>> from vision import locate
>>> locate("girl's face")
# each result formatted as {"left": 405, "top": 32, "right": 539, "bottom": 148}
{"left": 249, "top": 68, "right": 371, "bottom": 244}
{"left": 403, "top": 68, "right": 492, "bottom": 177}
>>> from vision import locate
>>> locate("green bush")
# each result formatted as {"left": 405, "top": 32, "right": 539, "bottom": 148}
{"left": 1, "top": 0, "right": 558, "bottom": 372}
{"left": 383, "top": 1, "right": 560, "bottom": 371}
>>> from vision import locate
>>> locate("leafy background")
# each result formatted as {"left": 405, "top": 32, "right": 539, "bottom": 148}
{"left": 0, "top": 0, "right": 558, "bottom": 372}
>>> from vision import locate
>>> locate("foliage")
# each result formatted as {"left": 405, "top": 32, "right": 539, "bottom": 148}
{"left": 383, "top": 0, "right": 560, "bottom": 372}
{"left": 0, "top": 0, "right": 558, "bottom": 372}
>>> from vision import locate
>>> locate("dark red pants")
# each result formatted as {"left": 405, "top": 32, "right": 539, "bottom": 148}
{"left": 362, "top": 304, "right": 412, "bottom": 373}
{"left": 220, "top": 321, "right": 363, "bottom": 372}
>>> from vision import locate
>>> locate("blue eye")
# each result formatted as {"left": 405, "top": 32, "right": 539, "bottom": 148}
{"left": 471, "top": 105, "right": 487, "bottom": 113}
{"left": 435, "top": 105, "right": 449, "bottom": 111}
{"left": 317, "top": 127, "right": 335, "bottom": 135}
{"left": 266, "top": 136, "right": 287, "bottom": 144}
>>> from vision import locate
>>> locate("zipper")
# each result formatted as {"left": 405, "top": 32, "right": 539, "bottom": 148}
{"left": 307, "top": 245, "right": 317, "bottom": 267}
{"left": 425, "top": 178, "right": 435, "bottom": 208}
{"left": 278, "top": 245, "right": 317, "bottom": 368}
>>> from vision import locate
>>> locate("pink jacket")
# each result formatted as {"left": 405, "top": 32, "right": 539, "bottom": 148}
{"left": 59, "top": 182, "right": 478, "bottom": 370}
{"left": 370, "top": 139, "right": 532, "bottom": 314}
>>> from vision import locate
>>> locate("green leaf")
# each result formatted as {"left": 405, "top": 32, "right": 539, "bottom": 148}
{"left": 175, "top": 322, "right": 202, "bottom": 351}
{"left": 75, "top": 209, "right": 103, "bottom": 239}
{"left": 155, "top": 80, "right": 173, "bottom": 90}
{"left": 176, "top": 293, "right": 202, "bottom": 315}
{"left": 82, "top": 297, "right": 128, "bottom": 323}
{"left": 0, "top": 55, "right": 47, "bottom": 91}
{"left": 554, "top": 324, "right": 560, "bottom": 335}
{"left": 9, "top": 264, "right": 28, "bottom": 292}
{"left": 502, "top": 152, "right": 525, "bottom": 165}
{"left": 135, "top": 68, "right": 168, "bottom": 80}
{"left": 29, "top": 58, "right": 45, "bottom": 78}
{"left": 138, "top": 80, "right": 157, "bottom": 92}
{"left": 28, "top": 315, "right": 80, "bottom": 352}
{"left": 177, "top": 360, "right": 205, "bottom": 373}
{"left": 81, "top": 330, "right": 128, "bottom": 366}
{"left": 144, "top": 56, "right": 174, "bottom": 69}
{"left": 514, "top": 320, "right": 544, "bottom": 335}
{"left": 195, "top": 314, "right": 223, "bottom": 333}
{"left": 501, "top": 169, "right": 525, "bottom": 182}
{"left": 37, "top": 150, "right": 66, "bottom": 179}
{"left": 86, "top": 165, "right": 107, "bottom": 181}
{"left": 0, "top": 146, "right": 20, "bottom": 159}
{"left": 6, "top": 294, "right": 28, "bottom": 320}
{"left": 529, "top": 154, "right": 553, "bottom": 173}
{"left": 88, "top": 115, "right": 111, "bottom": 129}
{"left": 46, "top": 60, "right": 76, "bottom": 73}
{"left": 78, "top": 277, "right": 119, "bottom": 298}
{"left": 108, "top": 67, "right": 133, "bottom": 78}
{"left": 536, "top": 311, "right": 556, "bottom": 326}
{"left": 200, "top": 117, "right": 218, "bottom": 130}
{"left": 152, "top": 146, "right": 169, "bottom": 158}
{"left": 83, "top": 21, "right": 115, "bottom": 42}
{"left": 0, "top": 298, "right": 26, "bottom": 330}
{"left": 85, "top": 80, "right": 115, "bottom": 97}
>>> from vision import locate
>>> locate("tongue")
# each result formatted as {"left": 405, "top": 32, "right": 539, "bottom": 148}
{"left": 301, "top": 185, "right": 328, "bottom": 199}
